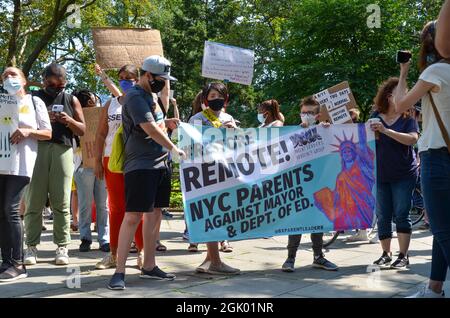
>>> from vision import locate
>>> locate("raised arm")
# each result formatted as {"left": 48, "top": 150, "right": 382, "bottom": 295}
{"left": 394, "top": 62, "right": 437, "bottom": 113}
{"left": 95, "top": 64, "right": 122, "bottom": 98}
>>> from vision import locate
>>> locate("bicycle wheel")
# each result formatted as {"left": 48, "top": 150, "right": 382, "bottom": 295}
{"left": 411, "top": 207, "right": 425, "bottom": 226}
{"left": 322, "top": 231, "right": 340, "bottom": 248}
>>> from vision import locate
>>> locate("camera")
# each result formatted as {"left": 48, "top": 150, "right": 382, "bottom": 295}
{"left": 396, "top": 51, "right": 412, "bottom": 64}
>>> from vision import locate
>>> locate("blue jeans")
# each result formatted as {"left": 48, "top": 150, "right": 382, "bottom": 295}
{"left": 376, "top": 176, "right": 416, "bottom": 241}
{"left": 74, "top": 167, "right": 109, "bottom": 245}
{"left": 420, "top": 149, "right": 450, "bottom": 282}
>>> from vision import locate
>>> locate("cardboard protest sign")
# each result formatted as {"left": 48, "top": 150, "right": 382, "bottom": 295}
{"left": 314, "top": 81, "right": 357, "bottom": 124}
{"left": 0, "top": 94, "right": 18, "bottom": 172}
{"left": 92, "top": 28, "right": 164, "bottom": 70}
{"left": 178, "top": 123, "right": 377, "bottom": 243}
{"left": 202, "top": 41, "right": 255, "bottom": 85}
{"left": 80, "top": 107, "right": 102, "bottom": 168}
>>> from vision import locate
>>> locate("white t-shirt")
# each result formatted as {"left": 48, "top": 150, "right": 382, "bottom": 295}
{"left": 189, "top": 110, "right": 236, "bottom": 127}
{"left": 418, "top": 63, "right": 450, "bottom": 153}
{"left": 6, "top": 94, "right": 52, "bottom": 178}
{"left": 104, "top": 97, "right": 122, "bottom": 157}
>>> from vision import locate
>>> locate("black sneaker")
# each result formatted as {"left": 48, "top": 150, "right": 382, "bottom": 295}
{"left": 99, "top": 243, "right": 110, "bottom": 253}
{"left": 373, "top": 251, "right": 392, "bottom": 268}
{"left": 108, "top": 272, "right": 125, "bottom": 290}
{"left": 0, "top": 263, "right": 9, "bottom": 274}
{"left": 281, "top": 258, "right": 296, "bottom": 272}
{"left": 312, "top": 255, "right": 339, "bottom": 271}
{"left": 79, "top": 239, "right": 92, "bottom": 252}
{"left": 140, "top": 266, "right": 176, "bottom": 281}
{"left": 391, "top": 253, "right": 410, "bottom": 270}
{"left": 0, "top": 266, "right": 28, "bottom": 282}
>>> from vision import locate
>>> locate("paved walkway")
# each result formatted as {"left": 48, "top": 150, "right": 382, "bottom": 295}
{"left": 0, "top": 213, "right": 447, "bottom": 298}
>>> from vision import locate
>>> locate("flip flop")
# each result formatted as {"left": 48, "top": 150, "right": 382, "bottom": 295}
{"left": 188, "top": 244, "right": 199, "bottom": 252}
{"left": 220, "top": 241, "right": 233, "bottom": 253}
{"left": 156, "top": 241, "right": 167, "bottom": 252}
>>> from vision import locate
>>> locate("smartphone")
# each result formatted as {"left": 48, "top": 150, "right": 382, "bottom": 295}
{"left": 396, "top": 51, "right": 412, "bottom": 64}
{"left": 52, "top": 104, "right": 64, "bottom": 113}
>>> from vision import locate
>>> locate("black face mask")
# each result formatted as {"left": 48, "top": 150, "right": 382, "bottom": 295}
{"left": 149, "top": 79, "right": 165, "bottom": 93}
{"left": 45, "top": 86, "right": 65, "bottom": 97}
{"left": 208, "top": 99, "right": 225, "bottom": 111}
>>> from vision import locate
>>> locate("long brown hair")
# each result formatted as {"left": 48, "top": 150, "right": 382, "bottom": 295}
{"left": 419, "top": 21, "right": 443, "bottom": 72}
{"left": 192, "top": 91, "right": 203, "bottom": 115}
{"left": 374, "top": 77, "right": 399, "bottom": 114}
{"left": 259, "top": 99, "right": 283, "bottom": 122}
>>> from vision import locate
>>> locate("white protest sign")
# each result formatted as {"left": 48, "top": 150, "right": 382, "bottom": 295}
{"left": 314, "top": 82, "right": 357, "bottom": 124}
{"left": 0, "top": 94, "right": 19, "bottom": 172}
{"left": 329, "top": 106, "right": 351, "bottom": 124}
{"left": 202, "top": 41, "right": 255, "bottom": 85}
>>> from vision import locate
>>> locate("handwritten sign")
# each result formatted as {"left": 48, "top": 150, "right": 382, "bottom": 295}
{"left": 80, "top": 107, "right": 102, "bottom": 168}
{"left": 0, "top": 94, "right": 18, "bottom": 172}
{"left": 92, "top": 28, "right": 164, "bottom": 70}
{"left": 314, "top": 81, "right": 357, "bottom": 124}
{"left": 202, "top": 41, "right": 255, "bottom": 86}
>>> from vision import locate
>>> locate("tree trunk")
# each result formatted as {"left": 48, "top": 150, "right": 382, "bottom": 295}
{"left": 22, "top": 0, "right": 76, "bottom": 76}
{"left": 6, "top": 0, "right": 22, "bottom": 67}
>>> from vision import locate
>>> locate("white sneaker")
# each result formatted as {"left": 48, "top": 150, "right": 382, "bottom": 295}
{"left": 55, "top": 247, "right": 69, "bottom": 265}
{"left": 95, "top": 254, "right": 117, "bottom": 270}
{"left": 406, "top": 285, "right": 445, "bottom": 298}
{"left": 345, "top": 230, "right": 369, "bottom": 242}
{"left": 369, "top": 235, "right": 380, "bottom": 244}
{"left": 24, "top": 246, "right": 38, "bottom": 265}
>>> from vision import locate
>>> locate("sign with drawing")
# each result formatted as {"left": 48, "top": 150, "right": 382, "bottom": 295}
{"left": 0, "top": 94, "right": 19, "bottom": 172}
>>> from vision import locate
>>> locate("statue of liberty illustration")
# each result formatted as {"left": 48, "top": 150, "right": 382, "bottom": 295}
{"left": 314, "top": 124, "right": 376, "bottom": 230}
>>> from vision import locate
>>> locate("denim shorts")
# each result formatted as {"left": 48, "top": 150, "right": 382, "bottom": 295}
{"left": 376, "top": 176, "right": 416, "bottom": 240}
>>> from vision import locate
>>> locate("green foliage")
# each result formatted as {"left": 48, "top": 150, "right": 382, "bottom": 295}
{"left": 0, "top": 0, "right": 445, "bottom": 125}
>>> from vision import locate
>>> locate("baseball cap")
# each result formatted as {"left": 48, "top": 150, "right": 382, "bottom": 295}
{"left": 141, "top": 55, "right": 177, "bottom": 81}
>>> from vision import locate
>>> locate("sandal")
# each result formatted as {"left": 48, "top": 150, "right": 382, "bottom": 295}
{"left": 129, "top": 241, "right": 138, "bottom": 254}
{"left": 156, "top": 240, "right": 167, "bottom": 252}
{"left": 188, "top": 243, "right": 199, "bottom": 252}
{"left": 220, "top": 241, "right": 233, "bottom": 253}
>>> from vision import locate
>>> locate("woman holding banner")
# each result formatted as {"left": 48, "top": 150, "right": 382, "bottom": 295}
{"left": 369, "top": 77, "right": 419, "bottom": 271}
{"left": 93, "top": 64, "right": 145, "bottom": 270}
{"left": 0, "top": 67, "right": 52, "bottom": 282}
{"left": 188, "top": 82, "right": 241, "bottom": 275}
{"left": 394, "top": 21, "right": 450, "bottom": 298}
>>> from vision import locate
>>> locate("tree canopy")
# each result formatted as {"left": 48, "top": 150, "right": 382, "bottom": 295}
{"left": 0, "top": 0, "right": 444, "bottom": 125}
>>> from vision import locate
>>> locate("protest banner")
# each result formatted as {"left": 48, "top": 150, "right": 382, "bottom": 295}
{"left": 178, "top": 123, "right": 377, "bottom": 243}
{"left": 80, "top": 107, "right": 102, "bottom": 168}
{"left": 314, "top": 81, "right": 357, "bottom": 124}
{"left": 92, "top": 28, "right": 164, "bottom": 70}
{"left": 0, "top": 94, "right": 18, "bottom": 172}
{"left": 202, "top": 41, "right": 255, "bottom": 85}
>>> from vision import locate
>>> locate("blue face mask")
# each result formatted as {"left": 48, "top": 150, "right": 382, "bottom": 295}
{"left": 3, "top": 77, "right": 22, "bottom": 95}
{"left": 119, "top": 80, "right": 135, "bottom": 93}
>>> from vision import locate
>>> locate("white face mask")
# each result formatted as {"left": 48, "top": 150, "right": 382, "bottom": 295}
{"left": 3, "top": 77, "right": 23, "bottom": 95}
{"left": 257, "top": 113, "right": 266, "bottom": 124}
{"left": 301, "top": 114, "right": 316, "bottom": 126}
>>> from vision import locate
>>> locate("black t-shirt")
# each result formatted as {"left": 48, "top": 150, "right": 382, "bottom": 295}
{"left": 35, "top": 89, "right": 75, "bottom": 147}
{"left": 122, "top": 86, "right": 168, "bottom": 173}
